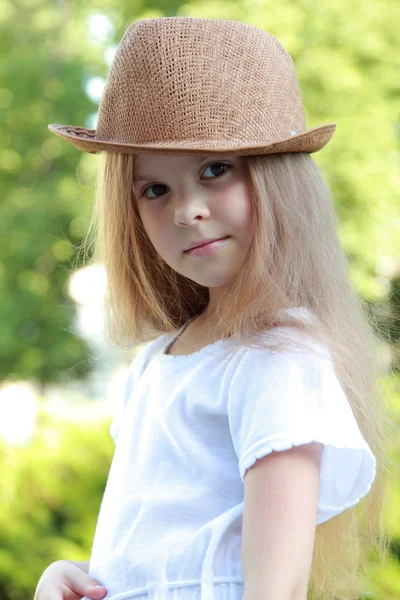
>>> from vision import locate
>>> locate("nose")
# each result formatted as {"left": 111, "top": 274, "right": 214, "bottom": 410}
{"left": 173, "top": 189, "right": 211, "bottom": 227}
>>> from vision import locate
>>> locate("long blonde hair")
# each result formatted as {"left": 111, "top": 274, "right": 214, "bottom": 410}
{"left": 76, "top": 151, "right": 394, "bottom": 599}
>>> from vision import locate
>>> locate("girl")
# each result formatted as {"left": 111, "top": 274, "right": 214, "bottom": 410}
{"left": 35, "top": 16, "right": 391, "bottom": 600}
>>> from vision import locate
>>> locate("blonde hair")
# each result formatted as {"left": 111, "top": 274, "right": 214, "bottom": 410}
{"left": 76, "top": 151, "right": 394, "bottom": 599}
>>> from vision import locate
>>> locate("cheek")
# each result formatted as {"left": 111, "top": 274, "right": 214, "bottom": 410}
{"left": 138, "top": 206, "right": 171, "bottom": 253}
{"left": 222, "top": 186, "right": 254, "bottom": 236}
{"left": 137, "top": 203, "right": 156, "bottom": 238}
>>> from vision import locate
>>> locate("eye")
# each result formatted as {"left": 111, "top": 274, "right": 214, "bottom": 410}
{"left": 140, "top": 162, "right": 231, "bottom": 200}
{"left": 142, "top": 183, "right": 168, "bottom": 200}
{"left": 202, "top": 162, "right": 231, "bottom": 179}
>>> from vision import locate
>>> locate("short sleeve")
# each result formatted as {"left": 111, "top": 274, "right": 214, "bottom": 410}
{"left": 227, "top": 342, "right": 377, "bottom": 524}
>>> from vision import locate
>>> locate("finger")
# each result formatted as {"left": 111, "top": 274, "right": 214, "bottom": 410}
{"left": 60, "top": 583, "right": 84, "bottom": 600}
{"left": 64, "top": 579, "right": 107, "bottom": 600}
{"left": 63, "top": 591, "right": 82, "bottom": 600}
{"left": 83, "top": 586, "right": 108, "bottom": 600}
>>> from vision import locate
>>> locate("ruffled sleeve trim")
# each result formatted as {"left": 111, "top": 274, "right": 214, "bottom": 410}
{"left": 239, "top": 430, "right": 376, "bottom": 524}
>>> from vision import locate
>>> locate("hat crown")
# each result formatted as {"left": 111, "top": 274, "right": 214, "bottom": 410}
{"left": 96, "top": 17, "right": 306, "bottom": 149}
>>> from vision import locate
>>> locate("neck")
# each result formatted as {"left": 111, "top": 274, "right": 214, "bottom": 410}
{"left": 197, "top": 285, "right": 230, "bottom": 328}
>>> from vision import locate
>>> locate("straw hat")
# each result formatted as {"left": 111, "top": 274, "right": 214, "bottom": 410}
{"left": 48, "top": 17, "right": 336, "bottom": 155}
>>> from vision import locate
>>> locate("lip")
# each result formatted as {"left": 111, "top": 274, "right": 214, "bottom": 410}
{"left": 184, "top": 237, "right": 229, "bottom": 252}
{"left": 184, "top": 236, "right": 230, "bottom": 257}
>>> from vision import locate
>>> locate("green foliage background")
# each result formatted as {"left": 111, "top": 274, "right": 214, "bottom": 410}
{"left": 0, "top": 0, "right": 399, "bottom": 598}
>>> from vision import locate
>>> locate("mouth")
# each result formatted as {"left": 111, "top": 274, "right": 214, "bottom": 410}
{"left": 184, "top": 236, "right": 230, "bottom": 253}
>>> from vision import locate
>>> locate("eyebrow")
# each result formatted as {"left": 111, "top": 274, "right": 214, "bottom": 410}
{"left": 133, "top": 173, "right": 158, "bottom": 183}
{"left": 133, "top": 156, "right": 225, "bottom": 183}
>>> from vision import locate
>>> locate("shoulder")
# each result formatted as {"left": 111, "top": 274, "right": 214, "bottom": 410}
{"left": 235, "top": 306, "right": 331, "bottom": 367}
{"left": 129, "top": 331, "right": 174, "bottom": 374}
{"left": 225, "top": 309, "right": 337, "bottom": 418}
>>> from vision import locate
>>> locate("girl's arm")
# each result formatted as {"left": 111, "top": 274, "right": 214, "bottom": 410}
{"left": 241, "top": 442, "right": 323, "bottom": 600}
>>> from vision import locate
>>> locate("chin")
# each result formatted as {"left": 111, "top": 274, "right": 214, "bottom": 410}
{"left": 191, "top": 274, "right": 238, "bottom": 288}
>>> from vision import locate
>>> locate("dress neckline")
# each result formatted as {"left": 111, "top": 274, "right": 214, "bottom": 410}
{"left": 161, "top": 317, "right": 233, "bottom": 360}
{"left": 160, "top": 306, "right": 314, "bottom": 361}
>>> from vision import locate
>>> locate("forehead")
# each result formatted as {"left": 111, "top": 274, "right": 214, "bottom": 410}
{"left": 134, "top": 153, "right": 198, "bottom": 171}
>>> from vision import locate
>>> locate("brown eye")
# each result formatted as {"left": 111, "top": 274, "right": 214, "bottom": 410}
{"left": 143, "top": 183, "right": 168, "bottom": 199}
{"left": 202, "top": 163, "right": 231, "bottom": 179}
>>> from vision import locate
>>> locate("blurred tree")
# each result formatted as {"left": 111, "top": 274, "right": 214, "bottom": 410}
{"left": 1, "top": 0, "right": 99, "bottom": 384}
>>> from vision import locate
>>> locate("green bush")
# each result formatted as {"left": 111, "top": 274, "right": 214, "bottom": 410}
{"left": 0, "top": 403, "right": 114, "bottom": 600}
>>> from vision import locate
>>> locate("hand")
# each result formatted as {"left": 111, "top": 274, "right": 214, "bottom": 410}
{"left": 33, "top": 560, "right": 108, "bottom": 600}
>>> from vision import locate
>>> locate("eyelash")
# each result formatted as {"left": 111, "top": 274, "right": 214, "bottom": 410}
{"left": 140, "top": 162, "right": 232, "bottom": 200}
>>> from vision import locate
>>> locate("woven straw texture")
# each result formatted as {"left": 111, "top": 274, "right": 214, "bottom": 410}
{"left": 48, "top": 17, "right": 336, "bottom": 155}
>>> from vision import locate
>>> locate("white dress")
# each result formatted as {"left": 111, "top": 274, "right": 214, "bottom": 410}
{"left": 83, "top": 308, "right": 376, "bottom": 600}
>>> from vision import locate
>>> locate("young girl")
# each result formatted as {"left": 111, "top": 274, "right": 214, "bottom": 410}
{"left": 35, "top": 16, "right": 391, "bottom": 600}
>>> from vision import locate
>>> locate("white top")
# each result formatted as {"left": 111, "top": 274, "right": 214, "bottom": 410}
{"left": 83, "top": 308, "right": 376, "bottom": 600}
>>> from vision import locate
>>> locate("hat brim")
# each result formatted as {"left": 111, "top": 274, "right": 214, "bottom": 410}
{"left": 48, "top": 123, "right": 336, "bottom": 155}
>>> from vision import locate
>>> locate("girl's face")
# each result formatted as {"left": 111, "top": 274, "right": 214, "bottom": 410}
{"left": 133, "top": 154, "right": 254, "bottom": 289}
